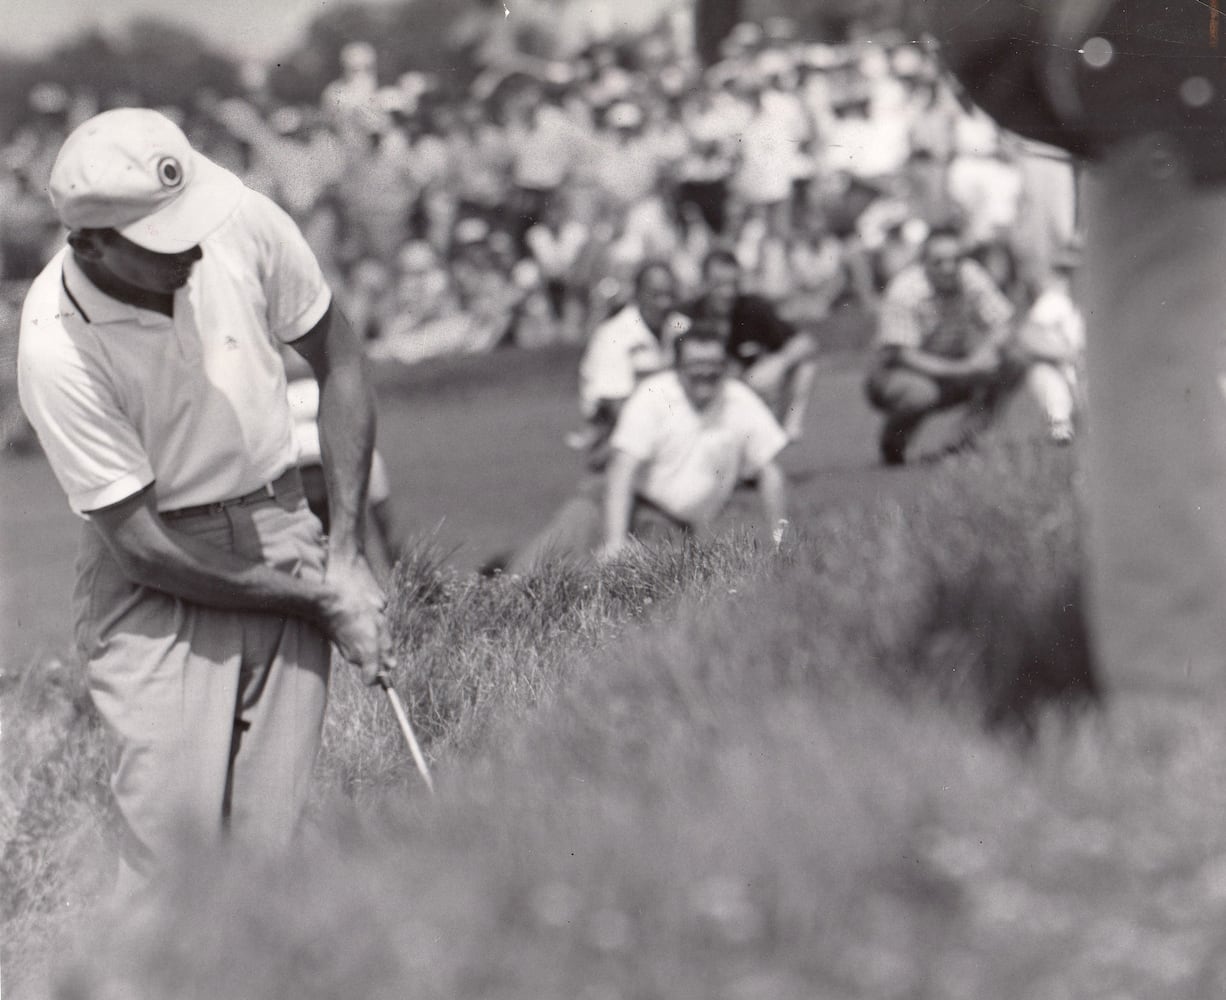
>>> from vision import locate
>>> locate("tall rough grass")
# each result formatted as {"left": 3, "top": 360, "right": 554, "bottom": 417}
{"left": 20, "top": 440, "right": 1212, "bottom": 1000}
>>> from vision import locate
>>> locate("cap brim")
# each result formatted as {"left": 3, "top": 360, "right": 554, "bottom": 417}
{"left": 119, "top": 153, "right": 244, "bottom": 254}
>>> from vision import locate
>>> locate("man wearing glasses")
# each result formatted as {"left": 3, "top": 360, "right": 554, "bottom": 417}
{"left": 864, "top": 225, "right": 1018, "bottom": 466}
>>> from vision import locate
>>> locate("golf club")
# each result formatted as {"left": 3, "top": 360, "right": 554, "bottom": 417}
{"left": 377, "top": 671, "right": 435, "bottom": 795}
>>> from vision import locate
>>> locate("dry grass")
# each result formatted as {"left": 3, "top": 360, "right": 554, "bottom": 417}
{"left": 15, "top": 438, "right": 1216, "bottom": 1000}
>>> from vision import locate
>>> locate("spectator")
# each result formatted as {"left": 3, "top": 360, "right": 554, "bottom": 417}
{"left": 322, "top": 41, "right": 380, "bottom": 143}
{"left": 338, "top": 123, "right": 417, "bottom": 263}
{"left": 509, "top": 88, "right": 578, "bottom": 251}
{"left": 681, "top": 249, "right": 820, "bottom": 441}
{"left": 732, "top": 76, "right": 800, "bottom": 241}
{"left": 369, "top": 241, "right": 459, "bottom": 357}
{"left": 0, "top": 28, "right": 1069, "bottom": 382}
{"left": 676, "top": 84, "right": 736, "bottom": 236}
{"left": 576, "top": 261, "right": 681, "bottom": 468}
{"left": 1013, "top": 242, "right": 1085, "bottom": 444}
{"left": 601, "top": 325, "right": 790, "bottom": 558}
{"left": 525, "top": 192, "right": 589, "bottom": 335}
{"left": 945, "top": 115, "right": 1023, "bottom": 264}
{"left": 865, "top": 225, "right": 1018, "bottom": 466}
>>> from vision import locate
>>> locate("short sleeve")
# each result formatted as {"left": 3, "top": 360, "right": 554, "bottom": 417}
{"left": 877, "top": 273, "right": 924, "bottom": 350}
{"left": 731, "top": 385, "right": 789, "bottom": 475}
{"left": 18, "top": 326, "right": 153, "bottom": 514}
{"left": 609, "top": 378, "right": 665, "bottom": 462}
{"left": 962, "top": 262, "right": 1014, "bottom": 330}
{"left": 244, "top": 190, "right": 333, "bottom": 343}
{"left": 579, "top": 318, "right": 636, "bottom": 416}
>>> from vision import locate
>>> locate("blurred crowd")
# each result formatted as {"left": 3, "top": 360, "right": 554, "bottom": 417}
{"left": 0, "top": 16, "right": 1078, "bottom": 373}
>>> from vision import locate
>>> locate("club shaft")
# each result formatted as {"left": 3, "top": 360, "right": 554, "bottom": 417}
{"left": 380, "top": 678, "right": 435, "bottom": 794}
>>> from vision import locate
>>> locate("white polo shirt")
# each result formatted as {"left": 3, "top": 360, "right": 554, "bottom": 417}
{"left": 610, "top": 371, "right": 788, "bottom": 528}
{"left": 18, "top": 188, "right": 331, "bottom": 515}
{"left": 578, "top": 304, "right": 670, "bottom": 418}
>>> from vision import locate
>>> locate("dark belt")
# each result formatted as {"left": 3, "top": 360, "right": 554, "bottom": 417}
{"left": 632, "top": 492, "right": 692, "bottom": 532}
{"left": 160, "top": 468, "right": 302, "bottom": 521}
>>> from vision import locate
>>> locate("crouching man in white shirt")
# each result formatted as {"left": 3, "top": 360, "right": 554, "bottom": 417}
{"left": 601, "top": 324, "right": 791, "bottom": 559}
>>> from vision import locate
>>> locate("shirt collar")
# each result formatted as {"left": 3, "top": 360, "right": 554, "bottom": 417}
{"left": 61, "top": 251, "right": 174, "bottom": 327}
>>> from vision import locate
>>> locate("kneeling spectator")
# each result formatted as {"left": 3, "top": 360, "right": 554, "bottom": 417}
{"left": 1014, "top": 242, "right": 1085, "bottom": 444}
{"left": 865, "top": 226, "right": 1019, "bottom": 465}
{"left": 505, "top": 326, "right": 790, "bottom": 571}
{"left": 601, "top": 326, "right": 790, "bottom": 558}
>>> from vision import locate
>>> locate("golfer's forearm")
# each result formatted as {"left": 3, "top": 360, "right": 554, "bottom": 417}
{"left": 292, "top": 303, "right": 378, "bottom": 559}
{"left": 112, "top": 525, "right": 331, "bottom": 624}
{"left": 319, "top": 371, "right": 375, "bottom": 551}
{"left": 317, "top": 352, "right": 377, "bottom": 558}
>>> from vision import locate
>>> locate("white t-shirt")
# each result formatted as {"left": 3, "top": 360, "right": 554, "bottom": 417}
{"left": 946, "top": 155, "right": 1023, "bottom": 245}
{"left": 1017, "top": 286, "right": 1084, "bottom": 365}
{"left": 525, "top": 220, "right": 589, "bottom": 279}
{"left": 19, "top": 188, "right": 330, "bottom": 515}
{"left": 610, "top": 371, "right": 788, "bottom": 527}
{"left": 512, "top": 108, "right": 576, "bottom": 189}
{"left": 733, "top": 111, "right": 796, "bottom": 206}
{"left": 578, "top": 304, "right": 671, "bottom": 418}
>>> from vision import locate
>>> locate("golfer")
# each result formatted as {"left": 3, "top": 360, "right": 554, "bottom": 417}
{"left": 17, "top": 109, "right": 390, "bottom": 894}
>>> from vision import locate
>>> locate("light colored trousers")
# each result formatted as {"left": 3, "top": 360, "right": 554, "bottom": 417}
{"left": 1025, "top": 361, "right": 1078, "bottom": 425}
{"left": 73, "top": 489, "right": 331, "bottom": 894}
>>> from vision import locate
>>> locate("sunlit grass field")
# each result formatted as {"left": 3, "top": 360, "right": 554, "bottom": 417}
{"left": 14, "top": 431, "right": 1226, "bottom": 999}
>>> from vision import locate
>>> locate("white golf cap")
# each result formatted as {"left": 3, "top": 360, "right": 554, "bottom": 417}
{"left": 49, "top": 107, "right": 244, "bottom": 254}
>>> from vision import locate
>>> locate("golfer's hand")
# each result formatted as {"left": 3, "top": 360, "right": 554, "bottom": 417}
{"left": 326, "top": 550, "right": 387, "bottom": 613}
{"left": 319, "top": 592, "right": 392, "bottom": 686}
{"left": 323, "top": 552, "right": 392, "bottom": 686}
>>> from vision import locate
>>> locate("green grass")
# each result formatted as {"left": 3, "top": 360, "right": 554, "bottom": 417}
{"left": 17, "top": 437, "right": 1225, "bottom": 999}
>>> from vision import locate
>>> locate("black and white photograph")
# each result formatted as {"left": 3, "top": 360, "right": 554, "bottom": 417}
{"left": 3, "top": 1, "right": 1226, "bottom": 996}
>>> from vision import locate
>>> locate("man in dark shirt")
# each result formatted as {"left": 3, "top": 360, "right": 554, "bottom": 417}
{"left": 679, "top": 249, "right": 819, "bottom": 440}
